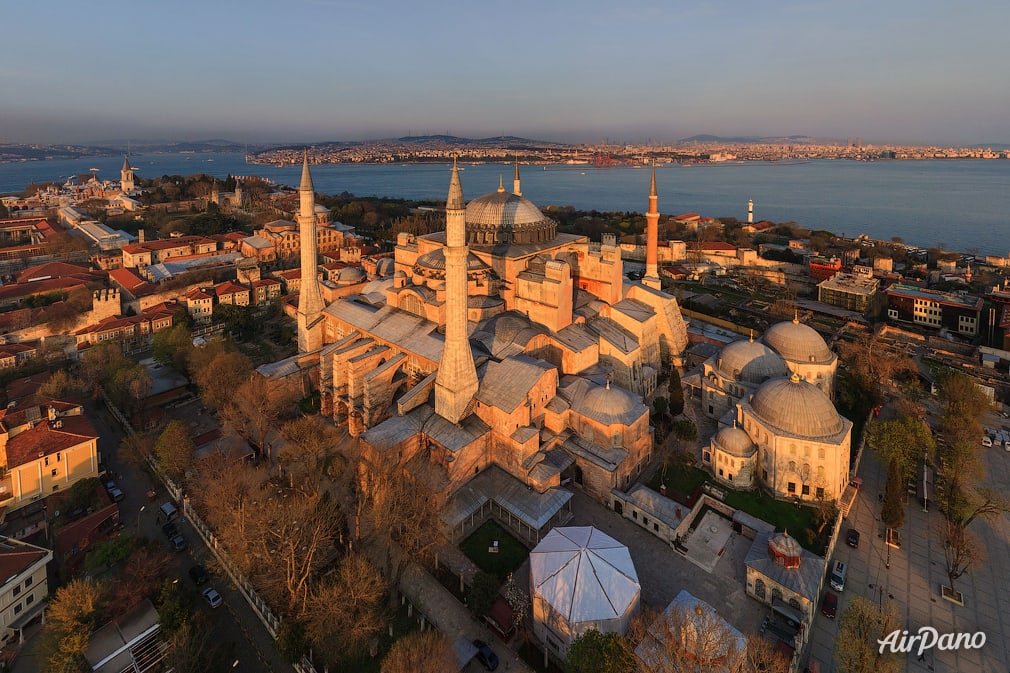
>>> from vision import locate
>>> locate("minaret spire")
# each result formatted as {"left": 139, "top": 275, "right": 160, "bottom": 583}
{"left": 435, "top": 158, "right": 479, "bottom": 423}
{"left": 642, "top": 161, "right": 661, "bottom": 290}
{"left": 296, "top": 148, "right": 325, "bottom": 353}
{"left": 512, "top": 154, "right": 521, "bottom": 196}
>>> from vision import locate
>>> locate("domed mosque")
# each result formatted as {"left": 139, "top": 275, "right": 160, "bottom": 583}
{"left": 317, "top": 160, "right": 689, "bottom": 536}
{"left": 694, "top": 318, "right": 850, "bottom": 501}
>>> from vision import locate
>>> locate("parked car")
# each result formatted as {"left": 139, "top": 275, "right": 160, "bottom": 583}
{"left": 821, "top": 591, "right": 838, "bottom": 619}
{"left": 201, "top": 586, "right": 223, "bottom": 609}
{"left": 472, "top": 640, "right": 499, "bottom": 671}
{"left": 108, "top": 487, "right": 125, "bottom": 503}
{"left": 846, "top": 528, "right": 860, "bottom": 548}
{"left": 189, "top": 564, "right": 209, "bottom": 586}
{"left": 170, "top": 534, "right": 188, "bottom": 552}
{"left": 162, "top": 522, "right": 179, "bottom": 538}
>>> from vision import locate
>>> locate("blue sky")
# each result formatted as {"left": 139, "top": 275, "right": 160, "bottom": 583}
{"left": 2, "top": 0, "right": 1008, "bottom": 145}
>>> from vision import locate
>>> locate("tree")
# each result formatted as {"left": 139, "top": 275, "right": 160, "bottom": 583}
{"left": 38, "top": 369, "right": 85, "bottom": 400}
{"left": 108, "top": 545, "right": 173, "bottom": 615}
{"left": 220, "top": 374, "right": 297, "bottom": 458}
{"left": 151, "top": 324, "right": 192, "bottom": 372}
{"left": 466, "top": 571, "right": 500, "bottom": 619}
{"left": 304, "top": 553, "right": 389, "bottom": 665}
{"left": 667, "top": 368, "right": 685, "bottom": 416}
{"left": 155, "top": 420, "right": 195, "bottom": 481}
{"left": 881, "top": 458, "right": 905, "bottom": 531}
{"left": 191, "top": 348, "right": 252, "bottom": 412}
{"left": 833, "top": 595, "right": 901, "bottom": 673}
{"left": 502, "top": 572, "right": 530, "bottom": 643}
{"left": 634, "top": 600, "right": 745, "bottom": 673}
{"left": 866, "top": 415, "right": 934, "bottom": 481}
{"left": 743, "top": 635, "right": 791, "bottom": 673}
{"left": 278, "top": 415, "right": 347, "bottom": 497}
{"left": 381, "top": 630, "right": 456, "bottom": 673}
{"left": 162, "top": 616, "right": 234, "bottom": 673}
{"left": 938, "top": 517, "right": 983, "bottom": 596}
{"left": 40, "top": 578, "right": 105, "bottom": 673}
{"left": 566, "top": 629, "right": 636, "bottom": 673}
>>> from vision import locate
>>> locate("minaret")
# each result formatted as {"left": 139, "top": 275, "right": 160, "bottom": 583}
{"left": 210, "top": 179, "right": 220, "bottom": 206}
{"left": 748, "top": 198, "right": 754, "bottom": 224}
{"left": 120, "top": 157, "right": 134, "bottom": 194}
{"left": 435, "top": 158, "right": 479, "bottom": 423}
{"left": 512, "top": 155, "right": 522, "bottom": 196}
{"left": 296, "top": 149, "right": 325, "bottom": 353}
{"left": 642, "top": 163, "right": 661, "bottom": 290}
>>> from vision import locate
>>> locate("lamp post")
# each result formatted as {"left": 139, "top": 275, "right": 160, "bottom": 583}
{"left": 136, "top": 505, "right": 145, "bottom": 533}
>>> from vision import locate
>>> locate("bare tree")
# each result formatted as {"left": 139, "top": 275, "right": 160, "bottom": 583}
{"left": 304, "top": 552, "right": 389, "bottom": 665}
{"left": 743, "top": 635, "right": 791, "bottom": 673}
{"left": 278, "top": 415, "right": 347, "bottom": 497}
{"left": 635, "top": 600, "right": 745, "bottom": 673}
{"left": 381, "top": 630, "right": 456, "bottom": 673}
{"left": 938, "top": 517, "right": 984, "bottom": 596}
{"left": 220, "top": 374, "right": 297, "bottom": 459}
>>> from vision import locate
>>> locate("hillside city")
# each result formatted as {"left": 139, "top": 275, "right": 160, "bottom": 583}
{"left": 0, "top": 152, "right": 1008, "bottom": 673}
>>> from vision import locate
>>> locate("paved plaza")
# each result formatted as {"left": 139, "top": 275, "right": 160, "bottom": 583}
{"left": 805, "top": 409, "right": 1010, "bottom": 672}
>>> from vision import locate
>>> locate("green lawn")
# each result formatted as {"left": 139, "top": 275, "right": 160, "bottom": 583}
{"left": 648, "top": 464, "right": 710, "bottom": 505}
{"left": 723, "top": 489, "right": 826, "bottom": 553}
{"left": 460, "top": 520, "right": 528, "bottom": 578}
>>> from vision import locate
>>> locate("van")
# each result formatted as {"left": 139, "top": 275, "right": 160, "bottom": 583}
{"left": 829, "top": 560, "right": 847, "bottom": 592}
{"left": 158, "top": 502, "right": 178, "bottom": 522}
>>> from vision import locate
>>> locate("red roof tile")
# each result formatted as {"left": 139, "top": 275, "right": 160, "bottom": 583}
{"left": 6, "top": 415, "right": 97, "bottom": 468}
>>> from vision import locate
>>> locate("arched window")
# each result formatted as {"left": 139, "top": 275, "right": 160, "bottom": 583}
{"left": 754, "top": 579, "right": 766, "bottom": 600}
{"left": 399, "top": 293, "right": 424, "bottom": 318}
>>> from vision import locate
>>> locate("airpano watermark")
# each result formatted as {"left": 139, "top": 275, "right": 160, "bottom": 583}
{"left": 878, "top": 628, "right": 986, "bottom": 657}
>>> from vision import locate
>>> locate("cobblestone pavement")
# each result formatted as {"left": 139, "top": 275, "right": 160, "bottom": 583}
{"left": 805, "top": 405, "right": 1010, "bottom": 673}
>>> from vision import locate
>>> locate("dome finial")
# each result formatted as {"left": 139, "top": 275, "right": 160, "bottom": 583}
{"left": 793, "top": 308, "right": 800, "bottom": 324}
{"left": 497, "top": 174, "right": 505, "bottom": 193}
{"left": 749, "top": 328, "right": 754, "bottom": 343}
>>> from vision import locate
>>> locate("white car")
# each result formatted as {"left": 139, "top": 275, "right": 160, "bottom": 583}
{"left": 201, "top": 587, "right": 223, "bottom": 609}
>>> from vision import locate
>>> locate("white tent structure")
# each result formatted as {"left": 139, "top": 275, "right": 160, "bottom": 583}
{"left": 529, "top": 526, "right": 641, "bottom": 658}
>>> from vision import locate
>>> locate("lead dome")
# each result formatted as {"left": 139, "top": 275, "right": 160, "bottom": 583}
{"left": 465, "top": 191, "right": 558, "bottom": 245}
{"left": 763, "top": 319, "right": 834, "bottom": 364}
{"left": 713, "top": 425, "right": 756, "bottom": 457}
{"left": 716, "top": 339, "right": 789, "bottom": 384}
{"left": 749, "top": 375, "right": 843, "bottom": 438}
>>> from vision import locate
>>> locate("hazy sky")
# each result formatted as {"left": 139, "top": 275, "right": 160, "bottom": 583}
{"left": 3, "top": 0, "right": 1008, "bottom": 146}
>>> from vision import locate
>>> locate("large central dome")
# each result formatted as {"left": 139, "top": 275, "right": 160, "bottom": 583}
{"left": 749, "top": 374, "right": 844, "bottom": 437}
{"left": 465, "top": 189, "right": 557, "bottom": 246}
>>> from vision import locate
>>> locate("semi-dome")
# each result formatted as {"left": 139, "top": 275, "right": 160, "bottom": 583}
{"left": 716, "top": 339, "right": 789, "bottom": 384}
{"left": 414, "top": 248, "right": 489, "bottom": 273}
{"left": 763, "top": 318, "right": 834, "bottom": 364}
{"left": 465, "top": 189, "right": 557, "bottom": 246}
{"left": 577, "top": 382, "right": 645, "bottom": 426}
{"left": 749, "top": 374, "right": 843, "bottom": 437}
{"left": 713, "top": 425, "right": 756, "bottom": 457}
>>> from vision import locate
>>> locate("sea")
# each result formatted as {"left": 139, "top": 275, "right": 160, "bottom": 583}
{"left": 2, "top": 152, "right": 1009, "bottom": 257}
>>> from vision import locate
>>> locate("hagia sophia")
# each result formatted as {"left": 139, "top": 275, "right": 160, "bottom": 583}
{"left": 264, "top": 152, "right": 850, "bottom": 539}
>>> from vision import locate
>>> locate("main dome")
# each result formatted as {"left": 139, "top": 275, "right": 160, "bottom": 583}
{"left": 465, "top": 190, "right": 557, "bottom": 246}
{"left": 749, "top": 375, "right": 844, "bottom": 437}
{"left": 763, "top": 319, "right": 834, "bottom": 364}
{"left": 716, "top": 339, "right": 789, "bottom": 384}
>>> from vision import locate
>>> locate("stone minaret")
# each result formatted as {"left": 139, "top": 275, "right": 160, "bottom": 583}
{"left": 296, "top": 149, "right": 325, "bottom": 353}
{"left": 512, "top": 155, "right": 522, "bottom": 196}
{"left": 748, "top": 198, "right": 754, "bottom": 224}
{"left": 120, "top": 157, "right": 135, "bottom": 194}
{"left": 435, "top": 158, "right": 479, "bottom": 423}
{"left": 642, "top": 163, "right": 661, "bottom": 290}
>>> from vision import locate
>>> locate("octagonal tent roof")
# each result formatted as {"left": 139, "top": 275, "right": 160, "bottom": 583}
{"left": 530, "top": 526, "right": 640, "bottom": 624}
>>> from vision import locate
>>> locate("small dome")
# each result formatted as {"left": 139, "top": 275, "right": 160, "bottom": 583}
{"left": 749, "top": 375, "right": 843, "bottom": 437}
{"left": 768, "top": 532, "right": 802, "bottom": 567}
{"left": 763, "top": 319, "right": 834, "bottom": 364}
{"left": 375, "top": 257, "right": 395, "bottom": 277}
{"left": 716, "top": 339, "right": 789, "bottom": 384}
{"left": 414, "top": 249, "right": 489, "bottom": 272}
{"left": 466, "top": 190, "right": 557, "bottom": 245}
{"left": 576, "top": 383, "right": 645, "bottom": 426}
{"left": 335, "top": 266, "right": 365, "bottom": 283}
{"left": 713, "top": 425, "right": 756, "bottom": 457}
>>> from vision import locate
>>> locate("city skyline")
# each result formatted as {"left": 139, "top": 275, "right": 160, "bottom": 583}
{"left": 3, "top": 0, "right": 1009, "bottom": 146}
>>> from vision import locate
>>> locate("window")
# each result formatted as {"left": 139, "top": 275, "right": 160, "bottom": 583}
{"left": 816, "top": 487, "right": 825, "bottom": 499}
{"left": 12, "top": 585, "right": 20, "bottom": 597}
{"left": 787, "top": 482, "right": 796, "bottom": 493}
{"left": 762, "top": 469, "right": 768, "bottom": 481}
{"left": 51, "top": 469, "right": 58, "bottom": 477}
{"left": 24, "top": 594, "right": 33, "bottom": 606}
{"left": 633, "top": 511, "right": 638, "bottom": 520}
{"left": 653, "top": 523, "right": 659, "bottom": 532}
{"left": 13, "top": 604, "right": 21, "bottom": 615}
{"left": 643, "top": 517, "right": 649, "bottom": 526}
{"left": 802, "top": 485, "right": 810, "bottom": 495}
{"left": 44, "top": 457, "right": 49, "bottom": 467}
{"left": 718, "top": 468, "right": 724, "bottom": 476}
{"left": 702, "top": 451, "right": 711, "bottom": 463}
{"left": 57, "top": 453, "right": 61, "bottom": 462}
{"left": 24, "top": 577, "right": 32, "bottom": 589}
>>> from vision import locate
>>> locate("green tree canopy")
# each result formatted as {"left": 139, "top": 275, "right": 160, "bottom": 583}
{"left": 155, "top": 420, "right": 195, "bottom": 481}
{"left": 566, "top": 629, "right": 636, "bottom": 673}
